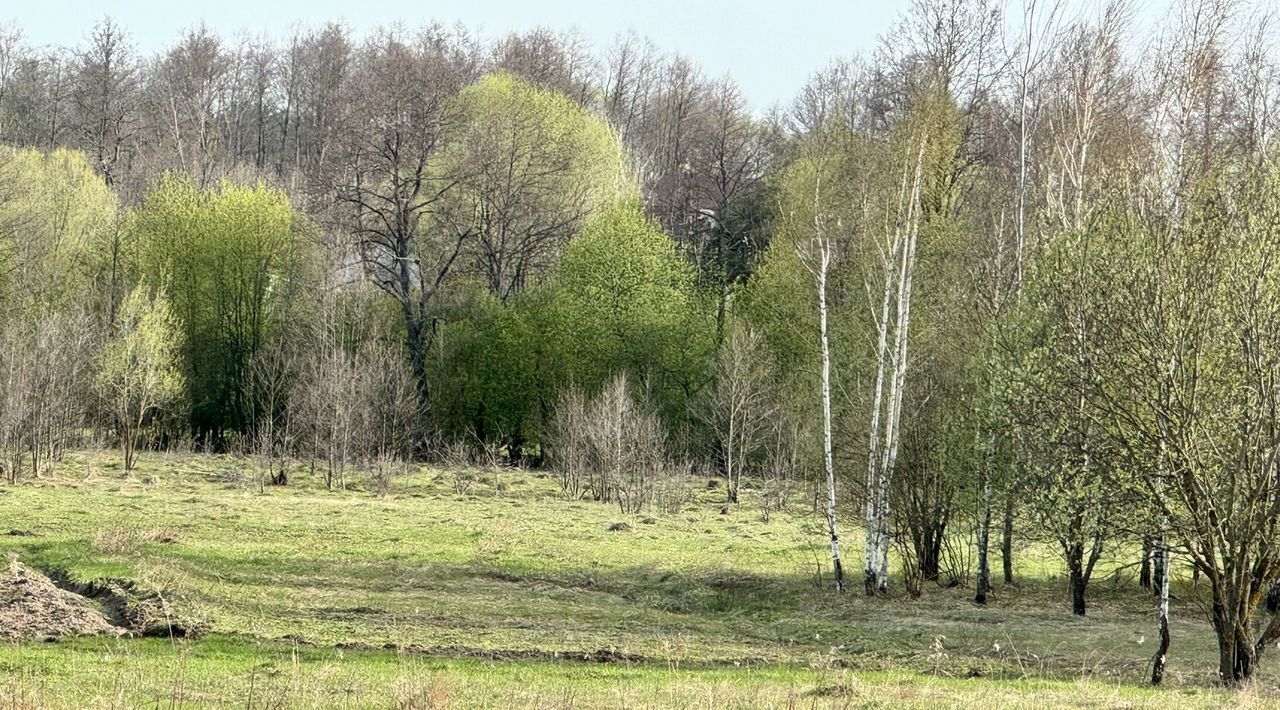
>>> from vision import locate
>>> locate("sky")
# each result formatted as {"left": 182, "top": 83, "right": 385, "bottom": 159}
{"left": 6, "top": 0, "right": 1174, "bottom": 111}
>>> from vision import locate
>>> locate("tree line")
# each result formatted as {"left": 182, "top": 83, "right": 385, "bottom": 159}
{"left": 3, "top": 0, "right": 1280, "bottom": 687}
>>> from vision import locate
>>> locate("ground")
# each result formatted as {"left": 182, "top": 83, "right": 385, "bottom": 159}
{"left": 0, "top": 449, "right": 1274, "bottom": 708}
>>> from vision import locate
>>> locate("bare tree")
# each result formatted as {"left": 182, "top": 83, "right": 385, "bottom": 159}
{"left": 698, "top": 325, "right": 775, "bottom": 504}
{"left": 581, "top": 374, "right": 670, "bottom": 514}
{"left": 0, "top": 23, "right": 26, "bottom": 143}
{"left": 547, "top": 384, "right": 591, "bottom": 499}
{"left": 333, "top": 27, "right": 474, "bottom": 408}
{"left": 72, "top": 18, "right": 139, "bottom": 186}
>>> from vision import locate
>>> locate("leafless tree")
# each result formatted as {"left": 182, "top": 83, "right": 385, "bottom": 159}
{"left": 698, "top": 325, "right": 775, "bottom": 504}
{"left": 72, "top": 18, "right": 139, "bottom": 186}
{"left": 332, "top": 27, "right": 475, "bottom": 406}
{"left": 547, "top": 384, "right": 591, "bottom": 499}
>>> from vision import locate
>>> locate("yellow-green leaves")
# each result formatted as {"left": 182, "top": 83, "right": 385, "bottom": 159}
{"left": 440, "top": 72, "right": 634, "bottom": 299}
{"left": 97, "top": 284, "right": 185, "bottom": 428}
{"left": 553, "top": 201, "right": 711, "bottom": 423}
{"left": 132, "top": 174, "right": 304, "bottom": 433}
{"left": 0, "top": 147, "right": 119, "bottom": 310}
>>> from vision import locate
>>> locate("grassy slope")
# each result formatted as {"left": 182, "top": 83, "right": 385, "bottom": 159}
{"left": 0, "top": 449, "right": 1272, "bottom": 707}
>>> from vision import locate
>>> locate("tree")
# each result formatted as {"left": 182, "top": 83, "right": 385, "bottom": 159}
{"left": 774, "top": 136, "right": 857, "bottom": 593}
{"left": 333, "top": 28, "right": 475, "bottom": 410}
{"left": 444, "top": 72, "right": 627, "bottom": 303}
{"left": 583, "top": 374, "right": 670, "bottom": 513}
{"left": 698, "top": 324, "right": 775, "bottom": 504}
{"left": 134, "top": 175, "right": 305, "bottom": 439}
{"left": 1002, "top": 225, "right": 1131, "bottom": 615}
{"left": 97, "top": 283, "right": 184, "bottom": 472}
{"left": 71, "top": 17, "right": 138, "bottom": 186}
{"left": 0, "top": 147, "right": 118, "bottom": 482}
{"left": 1112, "top": 182, "right": 1280, "bottom": 683}
{"left": 553, "top": 201, "right": 712, "bottom": 432}
{"left": 797, "top": 219, "right": 845, "bottom": 593}
{"left": 148, "top": 25, "right": 229, "bottom": 185}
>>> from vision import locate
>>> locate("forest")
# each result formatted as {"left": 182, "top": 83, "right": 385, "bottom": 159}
{"left": 3, "top": 0, "right": 1280, "bottom": 704}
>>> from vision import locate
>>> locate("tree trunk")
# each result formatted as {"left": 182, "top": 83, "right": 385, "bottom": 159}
{"left": 1068, "top": 545, "right": 1088, "bottom": 616}
{"left": 726, "top": 421, "right": 738, "bottom": 504}
{"left": 1213, "top": 609, "right": 1256, "bottom": 685}
{"left": 816, "top": 245, "right": 843, "bottom": 593}
{"left": 974, "top": 443, "right": 993, "bottom": 605}
{"left": 916, "top": 520, "right": 945, "bottom": 582}
{"left": 1150, "top": 537, "right": 1170, "bottom": 685}
{"left": 1152, "top": 542, "right": 1166, "bottom": 600}
{"left": 1001, "top": 493, "right": 1015, "bottom": 585}
{"left": 1140, "top": 537, "right": 1153, "bottom": 590}
{"left": 405, "top": 313, "right": 430, "bottom": 413}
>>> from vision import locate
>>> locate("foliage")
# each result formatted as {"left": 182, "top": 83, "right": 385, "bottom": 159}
{"left": 552, "top": 201, "right": 713, "bottom": 433}
{"left": 133, "top": 175, "right": 307, "bottom": 438}
{"left": 95, "top": 283, "right": 185, "bottom": 471}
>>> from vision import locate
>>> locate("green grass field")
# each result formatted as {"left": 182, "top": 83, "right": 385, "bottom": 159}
{"left": 0, "top": 449, "right": 1274, "bottom": 708}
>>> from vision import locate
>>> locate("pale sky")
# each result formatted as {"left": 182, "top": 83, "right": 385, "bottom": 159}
{"left": 6, "top": 0, "right": 1175, "bottom": 111}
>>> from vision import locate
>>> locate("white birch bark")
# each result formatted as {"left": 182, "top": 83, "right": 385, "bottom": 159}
{"left": 799, "top": 174, "right": 844, "bottom": 593}
{"left": 863, "top": 141, "right": 926, "bottom": 595}
{"left": 817, "top": 240, "right": 844, "bottom": 592}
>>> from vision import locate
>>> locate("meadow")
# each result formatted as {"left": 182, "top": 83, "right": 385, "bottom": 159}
{"left": 0, "top": 449, "right": 1273, "bottom": 708}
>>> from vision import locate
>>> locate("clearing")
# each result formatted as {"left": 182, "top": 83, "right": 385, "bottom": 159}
{"left": 0, "top": 449, "right": 1273, "bottom": 708}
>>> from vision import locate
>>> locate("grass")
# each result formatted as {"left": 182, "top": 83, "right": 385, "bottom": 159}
{"left": 0, "top": 448, "right": 1274, "bottom": 707}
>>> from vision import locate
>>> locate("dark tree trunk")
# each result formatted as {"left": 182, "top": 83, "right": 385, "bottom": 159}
{"left": 1140, "top": 537, "right": 1152, "bottom": 590}
{"left": 1150, "top": 538, "right": 1170, "bottom": 685}
{"left": 508, "top": 434, "right": 525, "bottom": 466}
{"left": 1213, "top": 608, "right": 1256, "bottom": 685}
{"left": 1001, "top": 494, "right": 1015, "bottom": 584}
{"left": 975, "top": 502, "right": 992, "bottom": 605}
{"left": 1064, "top": 544, "right": 1085, "bottom": 616}
{"left": 405, "top": 314, "right": 429, "bottom": 413}
{"left": 917, "top": 522, "right": 944, "bottom": 582}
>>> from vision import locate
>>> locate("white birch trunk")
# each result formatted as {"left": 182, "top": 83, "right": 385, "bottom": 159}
{"left": 864, "top": 142, "right": 926, "bottom": 595}
{"left": 863, "top": 249, "right": 895, "bottom": 595}
{"left": 817, "top": 240, "right": 844, "bottom": 592}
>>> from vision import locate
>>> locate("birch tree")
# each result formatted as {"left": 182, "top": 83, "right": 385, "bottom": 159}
{"left": 796, "top": 202, "right": 844, "bottom": 593}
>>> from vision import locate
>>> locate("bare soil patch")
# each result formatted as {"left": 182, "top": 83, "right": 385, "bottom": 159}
{"left": 0, "top": 555, "right": 123, "bottom": 641}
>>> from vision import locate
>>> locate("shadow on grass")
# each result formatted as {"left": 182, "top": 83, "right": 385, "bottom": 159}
{"left": 4, "top": 535, "right": 1224, "bottom": 686}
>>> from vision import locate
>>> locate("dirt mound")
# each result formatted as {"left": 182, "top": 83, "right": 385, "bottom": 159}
{"left": 0, "top": 555, "right": 124, "bottom": 641}
{"left": 73, "top": 577, "right": 209, "bottom": 638}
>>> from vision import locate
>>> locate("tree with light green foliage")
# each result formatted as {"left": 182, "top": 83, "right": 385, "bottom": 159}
{"left": 552, "top": 201, "right": 712, "bottom": 437}
{"left": 0, "top": 146, "right": 120, "bottom": 314}
{"left": 133, "top": 174, "right": 308, "bottom": 438}
{"left": 998, "top": 222, "right": 1132, "bottom": 617}
{"left": 96, "top": 283, "right": 185, "bottom": 472}
{"left": 441, "top": 72, "right": 631, "bottom": 302}
{"left": 0, "top": 147, "right": 120, "bottom": 483}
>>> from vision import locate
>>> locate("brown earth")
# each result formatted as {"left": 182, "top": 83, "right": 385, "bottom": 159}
{"left": 0, "top": 554, "right": 124, "bottom": 641}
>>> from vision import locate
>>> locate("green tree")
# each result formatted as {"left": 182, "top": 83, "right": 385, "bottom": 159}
{"left": 134, "top": 174, "right": 307, "bottom": 438}
{"left": 431, "top": 285, "right": 552, "bottom": 460}
{"left": 97, "top": 283, "right": 184, "bottom": 472}
{"left": 552, "top": 201, "right": 712, "bottom": 435}
{"left": 1000, "top": 224, "right": 1133, "bottom": 616}
{"left": 0, "top": 147, "right": 119, "bottom": 483}
{"left": 0, "top": 146, "right": 119, "bottom": 313}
